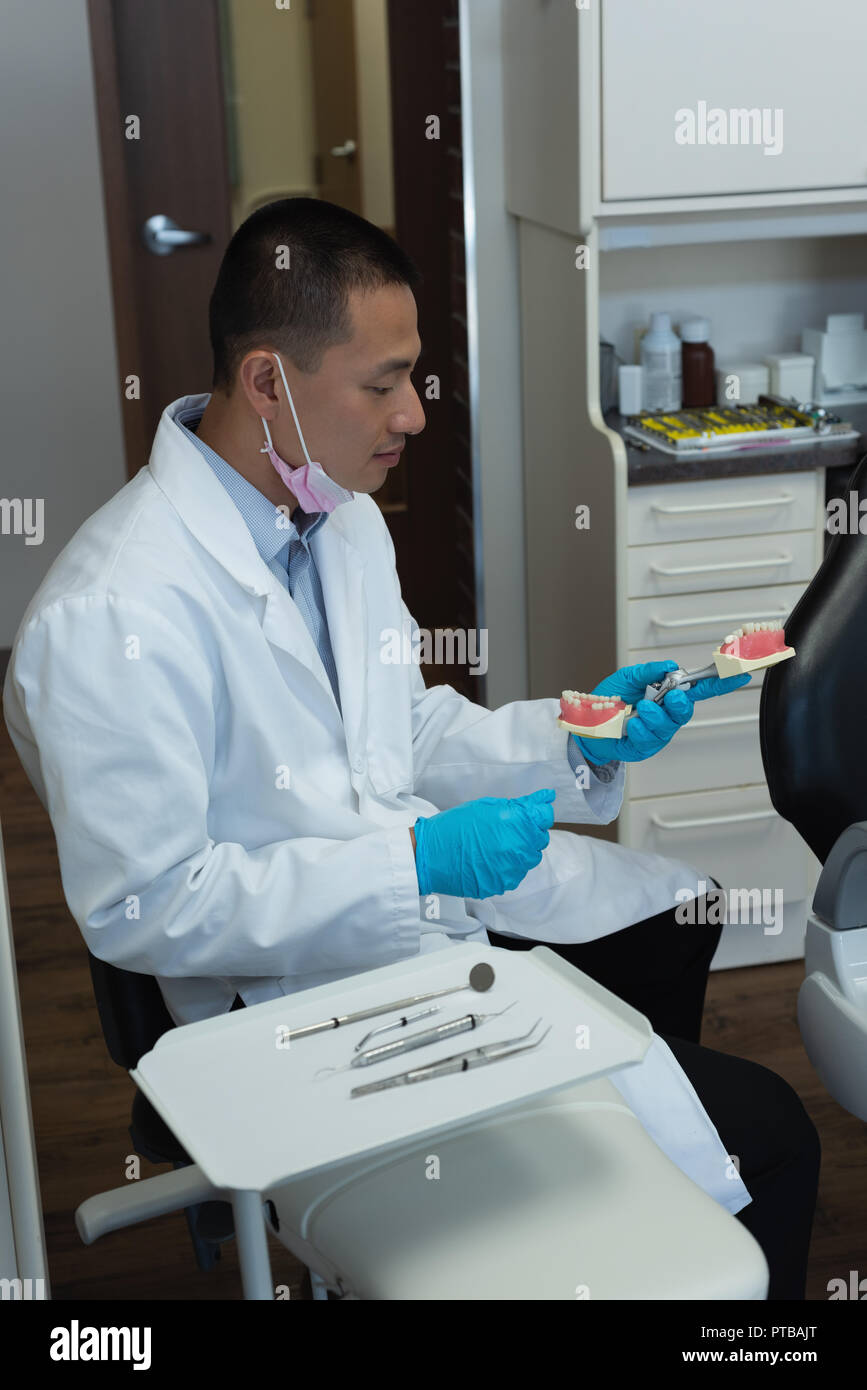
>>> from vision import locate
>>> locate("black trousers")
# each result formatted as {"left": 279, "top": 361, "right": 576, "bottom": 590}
{"left": 487, "top": 891, "right": 821, "bottom": 1302}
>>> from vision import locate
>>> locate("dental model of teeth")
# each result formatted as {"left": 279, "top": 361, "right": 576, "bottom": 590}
{"left": 557, "top": 691, "right": 631, "bottom": 739}
{"left": 713, "top": 621, "right": 796, "bottom": 676}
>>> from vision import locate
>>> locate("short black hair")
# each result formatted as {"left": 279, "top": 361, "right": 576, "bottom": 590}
{"left": 208, "top": 197, "right": 422, "bottom": 393}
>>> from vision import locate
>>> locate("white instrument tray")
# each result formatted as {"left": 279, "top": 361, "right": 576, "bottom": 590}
{"left": 131, "top": 942, "right": 653, "bottom": 1192}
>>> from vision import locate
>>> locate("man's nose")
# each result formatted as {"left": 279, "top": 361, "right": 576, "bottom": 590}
{"left": 392, "top": 384, "right": 426, "bottom": 437}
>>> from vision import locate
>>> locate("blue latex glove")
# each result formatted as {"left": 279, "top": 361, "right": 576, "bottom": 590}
{"left": 575, "top": 660, "right": 752, "bottom": 766}
{"left": 414, "top": 788, "right": 556, "bottom": 898}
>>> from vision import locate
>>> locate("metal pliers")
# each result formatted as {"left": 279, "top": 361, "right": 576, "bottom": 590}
{"left": 642, "top": 662, "right": 719, "bottom": 703}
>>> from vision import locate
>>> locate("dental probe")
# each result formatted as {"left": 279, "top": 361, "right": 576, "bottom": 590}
{"left": 349, "top": 1021, "right": 551, "bottom": 1096}
{"left": 282, "top": 960, "right": 496, "bottom": 1041}
{"left": 355, "top": 1005, "right": 442, "bottom": 1051}
{"left": 315, "top": 1002, "right": 517, "bottom": 1077}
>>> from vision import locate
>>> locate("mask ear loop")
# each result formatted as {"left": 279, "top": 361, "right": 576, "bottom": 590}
{"left": 261, "top": 351, "right": 317, "bottom": 469}
{"left": 259, "top": 417, "right": 276, "bottom": 455}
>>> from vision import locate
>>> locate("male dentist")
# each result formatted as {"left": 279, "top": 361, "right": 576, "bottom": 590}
{"left": 3, "top": 198, "right": 819, "bottom": 1298}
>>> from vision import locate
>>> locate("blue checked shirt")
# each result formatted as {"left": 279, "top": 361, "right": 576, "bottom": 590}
{"left": 178, "top": 406, "right": 341, "bottom": 713}
{"left": 178, "top": 405, "right": 615, "bottom": 782}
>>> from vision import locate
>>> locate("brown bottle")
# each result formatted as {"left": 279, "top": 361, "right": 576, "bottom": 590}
{"left": 681, "top": 317, "right": 715, "bottom": 408}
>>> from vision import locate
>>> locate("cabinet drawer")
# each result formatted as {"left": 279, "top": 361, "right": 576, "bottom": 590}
{"left": 628, "top": 582, "right": 807, "bottom": 650}
{"left": 626, "top": 686, "right": 762, "bottom": 799}
{"left": 627, "top": 471, "right": 820, "bottom": 547}
{"left": 625, "top": 785, "right": 808, "bottom": 905}
{"left": 627, "top": 529, "right": 818, "bottom": 598}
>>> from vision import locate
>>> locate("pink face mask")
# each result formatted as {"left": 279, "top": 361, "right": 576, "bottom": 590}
{"left": 260, "top": 351, "right": 354, "bottom": 514}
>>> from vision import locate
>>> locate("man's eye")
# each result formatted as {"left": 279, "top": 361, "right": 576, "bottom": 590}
{"left": 369, "top": 386, "right": 394, "bottom": 396}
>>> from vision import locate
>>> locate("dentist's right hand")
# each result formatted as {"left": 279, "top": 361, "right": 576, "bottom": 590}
{"left": 412, "top": 788, "right": 556, "bottom": 899}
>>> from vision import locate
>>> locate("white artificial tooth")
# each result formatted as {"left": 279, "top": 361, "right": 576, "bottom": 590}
{"left": 724, "top": 634, "right": 734, "bottom": 644}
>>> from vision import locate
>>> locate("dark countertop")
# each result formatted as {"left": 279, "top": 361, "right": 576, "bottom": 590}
{"left": 609, "top": 404, "right": 867, "bottom": 486}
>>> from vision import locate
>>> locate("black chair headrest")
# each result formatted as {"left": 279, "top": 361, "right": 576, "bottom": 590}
{"left": 761, "top": 452, "right": 867, "bottom": 864}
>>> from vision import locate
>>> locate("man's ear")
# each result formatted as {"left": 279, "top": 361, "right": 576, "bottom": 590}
{"left": 239, "top": 350, "right": 279, "bottom": 416}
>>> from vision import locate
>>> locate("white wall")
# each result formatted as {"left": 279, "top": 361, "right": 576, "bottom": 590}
{"left": 600, "top": 235, "right": 867, "bottom": 368}
{"left": 0, "top": 0, "right": 126, "bottom": 649}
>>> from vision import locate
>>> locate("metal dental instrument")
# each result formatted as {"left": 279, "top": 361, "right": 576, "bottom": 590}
{"left": 355, "top": 1005, "right": 442, "bottom": 1051}
{"left": 643, "top": 662, "right": 719, "bottom": 702}
{"left": 621, "top": 662, "right": 720, "bottom": 727}
{"left": 282, "top": 960, "right": 496, "bottom": 1042}
{"left": 349, "top": 1020, "right": 551, "bottom": 1097}
{"left": 315, "top": 1002, "right": 517, "bottom": 1077}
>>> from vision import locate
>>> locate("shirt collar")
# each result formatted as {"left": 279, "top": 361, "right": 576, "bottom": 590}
{"left": 175, "top": 404, "right": 327, "bottom": 565}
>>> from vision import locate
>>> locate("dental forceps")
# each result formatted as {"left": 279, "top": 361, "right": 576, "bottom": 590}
{"left": 349, "top": 1019, "right": 551, "bottom": 1097}
{"left": 621, "top": 663, "right": 720, "bottom": 727}
{"left": 643, "top": 663, "right": 719, "bottom": 703}
{"left": 315, "top": 1002, "right": 517, "bottom": 1077}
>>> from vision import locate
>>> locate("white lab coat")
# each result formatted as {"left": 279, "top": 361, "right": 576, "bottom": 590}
{"left": 2, "top": 394, "right": 750, "bottom": 1214}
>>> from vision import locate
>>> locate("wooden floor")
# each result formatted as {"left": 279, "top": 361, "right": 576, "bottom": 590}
{"left": 2, "top": 707, "right": 865, "bottom": 1302}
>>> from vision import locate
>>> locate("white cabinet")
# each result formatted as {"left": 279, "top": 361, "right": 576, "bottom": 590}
{"left": 621, "top": 469, "right": 824, "bottom": 967}
{"left": 601, "top": 0, "right": 867, "bottom": 203}
{"left": 504, "top": 0, "right": 867, "bottom": 233}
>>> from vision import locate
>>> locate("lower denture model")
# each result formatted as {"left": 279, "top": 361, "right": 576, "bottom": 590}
{"left": 712, "top": 621, "right": 795, "bottom": 676}
{"left": 557, "top": 692, "right": 631, "bottom": 739}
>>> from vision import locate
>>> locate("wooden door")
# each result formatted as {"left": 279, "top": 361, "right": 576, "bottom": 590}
{"left": 309, "top": 0, "right": 363, "bottom": 212}
{"left": 88, "top": 0, "right": 231, "bottom": 479}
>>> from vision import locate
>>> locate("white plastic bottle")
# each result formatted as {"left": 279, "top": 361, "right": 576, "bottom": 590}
{"left": 640, "top": 312, "right": 682, "bottom": 412}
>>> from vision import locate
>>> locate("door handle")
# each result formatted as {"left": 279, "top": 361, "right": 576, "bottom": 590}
{"left": 142, "top": 214, "right": 212, "bottom": 256}
{"left": 330, "top": 139, "right": 357, "bottom": 159}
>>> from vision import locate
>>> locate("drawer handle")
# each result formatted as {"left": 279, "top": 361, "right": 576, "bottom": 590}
{"left": 651, "top": 808, "right": 778, "bottom": 830}
{"left": 649, "top": 494, "right": 794, "bottom": 516}
{"left": 649, "top": 552, "right": 792, "bottom": 578}
{"left": 681, "top": 712, "right": 759, "bottom": 730}
{"left": 650, "top": 607, "right": 789, "bottom": 629}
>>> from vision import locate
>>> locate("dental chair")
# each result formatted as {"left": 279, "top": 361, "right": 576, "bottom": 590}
{"left": 761, "top": 451, "right": 867, "bottom": 1124}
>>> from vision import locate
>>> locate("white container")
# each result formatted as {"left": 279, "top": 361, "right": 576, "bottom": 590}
{"left": 764, "top": 353, "right": 815, "bottom": 401}
{"left": 618, "top": 364, "right": 643, "bottom": 415}
{"left": 801, "top": 313, "right": 867, "bottom": 391}
{"left": 715, "top": 362, "right": 769, "bottom": 406}
{"left": 640, "top": 312, "right": 682, "bottom": 411}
